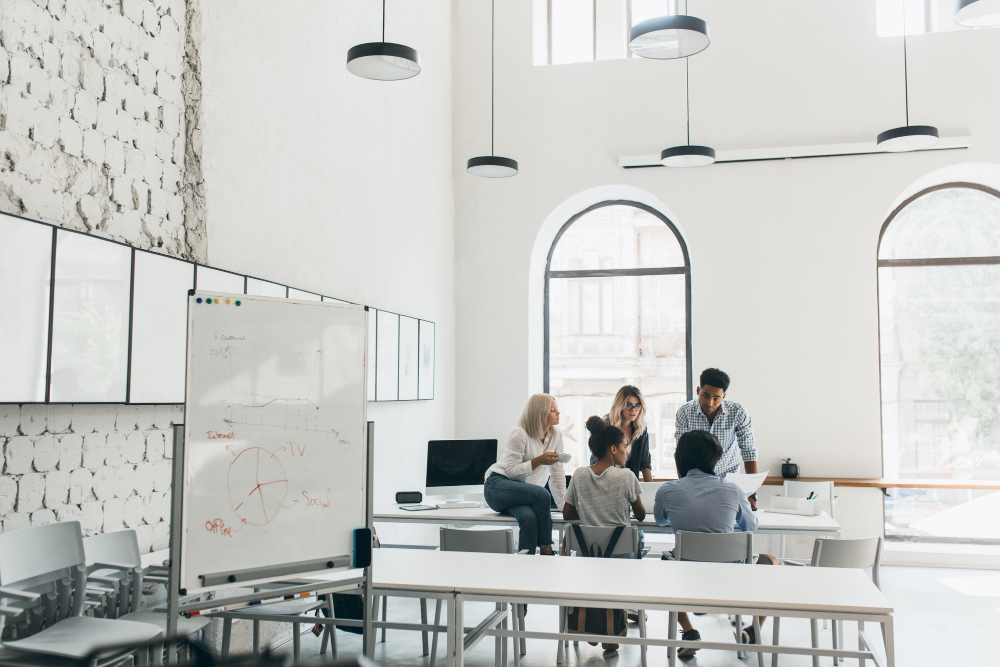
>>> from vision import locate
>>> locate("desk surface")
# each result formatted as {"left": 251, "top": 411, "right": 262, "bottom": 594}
{"left": 366, "top": 549, "right": 890, "bottom": 616}
{"left": 374, "top": 505, "right": 841, "bottom": 534}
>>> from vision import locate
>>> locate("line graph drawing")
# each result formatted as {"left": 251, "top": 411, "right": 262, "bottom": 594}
{"left": 228, "top": 447, "right": 289, "bottom": 526}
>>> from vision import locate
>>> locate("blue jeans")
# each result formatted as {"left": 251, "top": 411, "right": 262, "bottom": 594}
{"left": 484, "top": 473, "right": 553, "bottom": 553}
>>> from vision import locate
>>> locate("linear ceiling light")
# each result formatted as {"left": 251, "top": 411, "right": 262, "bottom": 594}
{"left": 467, "top": 0, "right": 517, "bottom": 178}
{"left": 347, "top": 0, "right": 420, "bottom": 81}
{"left": 877, "top": 0, "right": 939, "bottom": 152}
{"left": 629, "top": 6, "right": 710, "bottom": 61}
{"left": 954, "top": 0, "right": 1000, "bottom": 27}
{"left": 661, "top": 58, "right": 715, "bottom": 167}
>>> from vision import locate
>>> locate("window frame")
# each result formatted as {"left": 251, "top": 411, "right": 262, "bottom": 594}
{"left": 875, "top": 181, "right": 1000, "bottom": 545}
{"left": 543, "top": 199, "right": 693, "bottom": 399}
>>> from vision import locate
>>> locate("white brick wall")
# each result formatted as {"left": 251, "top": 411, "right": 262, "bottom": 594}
{"left": 0, "top": 0, "right": 192, "bottom": 257}
{"left": 0, "top": 404, "right": 182, "bottom": 552}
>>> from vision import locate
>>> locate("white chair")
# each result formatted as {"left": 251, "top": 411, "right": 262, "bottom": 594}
{"left": 83, "top": 529, "right": 210, "bottom": 659}
{"left": 216, "top": 590, "right": 331, "bottom": 661}
{"left": 0, "top": 521, "right": 161, "bottom": 666}
{"left": 562, "top": 525, "right": 647, "bottom": 667}
{"left": 672, "top": 530, "right": 761, "bottom": 666}
{"left": 780, "top": 480, "right": 837, "bottom": 561}
{"left": 421, "top": 528, "right": 522, "bottom": 667}
{"left": 771, "top": 536, "right": 882, "bottom": 667}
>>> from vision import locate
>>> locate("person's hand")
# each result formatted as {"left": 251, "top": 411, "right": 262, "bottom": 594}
{"left": 532, "top": 451, "right": 559, "bottom": 469}
{"left": 748, "top": 494, "right": 758, "bottom": 511}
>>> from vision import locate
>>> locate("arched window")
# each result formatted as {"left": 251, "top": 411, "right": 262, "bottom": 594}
{"left": 545, "top": 201, "right": 691, "bottom": 476}
{"left": 877, "top": 183, "right": 1000, "bottom": 542}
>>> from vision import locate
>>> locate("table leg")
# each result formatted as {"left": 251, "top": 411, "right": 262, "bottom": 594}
{"left": 446, "top": 596, "right": 456, "bottom": 667}
{"left": 501, "top": 606, "right": 508, "bottom": 667}
{"left": 771, "top": 617, "right": 780, "bottom": 667}
{"left": 754, "top": 615, "right": 764, "bottom": 667}
{"left": 809, "top": 618, "right": 820, "bottom": 667}
{"left": 455, "top": 594, "right": 465, "bottom": 667}
{"left": 882, "top": 615, "right": 895, "bottom": 667}
{"left": 668, "top": 611, "right": 677, "bottom": 667}
{"left": 422, "top": 598, "right": 430, "bottom": 656}
{"left": 495, "top": 603, "right": 502, "bottom": 667}
{"left": 431, "top": 598, "right": 443, "bottom": 667}
{"left": 556, "top": 607, "right": 564, "bottom": 664}
{"left": 858, "top": 620, "right": 865, "bottom": 667}
{"left": 638, "top": 608, "right": 648, "bottom": 667}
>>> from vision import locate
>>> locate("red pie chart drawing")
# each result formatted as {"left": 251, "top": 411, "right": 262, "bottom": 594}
{"left": 228, "top": 447, "right": 288, "bottom": 526}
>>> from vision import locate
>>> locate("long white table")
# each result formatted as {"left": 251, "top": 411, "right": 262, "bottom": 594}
{"left": 374, "top": 504, "right": 841, "bottom": 544}
{"left": 357, "top": 548, "right": 894, "bottom": 667}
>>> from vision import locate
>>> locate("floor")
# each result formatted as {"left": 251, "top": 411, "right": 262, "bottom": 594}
{"left": 277, "top": 566, "right": 1000, "bottom": 667}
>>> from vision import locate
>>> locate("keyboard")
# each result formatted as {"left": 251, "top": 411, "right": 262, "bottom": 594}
{"left": 435, "top": 501, "right": 485, "bottom": 509}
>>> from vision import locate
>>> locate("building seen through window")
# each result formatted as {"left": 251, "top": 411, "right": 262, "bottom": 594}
{"left": 546, "top": 203, "right": 691, "bottom": 477}
{"left": 878, "top": 184, "right": 1000, "bottom": 543}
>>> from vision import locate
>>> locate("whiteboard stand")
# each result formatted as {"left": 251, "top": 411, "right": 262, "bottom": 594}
{"left": 165, "top": 422, "right": 376, "bottom": 663}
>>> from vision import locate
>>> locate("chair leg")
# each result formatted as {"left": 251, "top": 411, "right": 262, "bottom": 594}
{"left": 430, "top": 598, "right": 442, "bottom": 667}
{"left": 422, "top": 598, "right": 430, "bottom": 657}
{"left": 380, "top": 595, "right": 388, "bottom": 642}
{"left": 495, "top": 603, "right": 502, "bottom": 667}
{"left": 517, "top": 604, "right": 526, "bottom": 656}
{"left": 668, "top": 611, "right": 678, "bottom": 667}
{"left": 253, "top": 620, "right": 260, "bottom": 657}
{"left": 810, "top": 618, "right": 820, "bottom": 667}
{"left": 735, "top": 613, "right": 743, "bottom": 659}
{"left": 638, "top": 608, "right": 648, "bottom": 667}
{"left": 501, "top": 605, "right": 508, "bottom": 667}
{"left": 556, "top": 607, "right": 565, "bottom": 665}
{"left": 293, "top": 622, "right": 301, "bottom": 662}
{"left": 754, "top": 615, "right": 764, "bottom": 667}
{"left": 221, "top": 618, "right": 232, "bottom": 659}
{"left": 771, "top": 617, "right": 780, "bottom": 667}
{"left": 832, "top": 619, "right": 839, "bottom": 666}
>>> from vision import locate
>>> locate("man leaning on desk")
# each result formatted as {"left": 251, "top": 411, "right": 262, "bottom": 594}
{"left": 674, "top": 367, "right": 759, "bottom": 510}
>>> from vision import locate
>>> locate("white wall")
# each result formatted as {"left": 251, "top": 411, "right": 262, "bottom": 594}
{"left": 452, "top": 0, "right": 1000, "bottom": 477}
{"left": 197, "top": 0, "right": 456, "bottom": 540}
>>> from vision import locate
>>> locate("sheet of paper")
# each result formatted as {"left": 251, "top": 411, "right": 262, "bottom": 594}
{"left": 726, "top": 470, "right": 768, "bottom": 495}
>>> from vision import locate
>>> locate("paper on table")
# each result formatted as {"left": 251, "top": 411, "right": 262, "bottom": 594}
{"left": 726, "top": 470, "right": 768, "bottom": 495}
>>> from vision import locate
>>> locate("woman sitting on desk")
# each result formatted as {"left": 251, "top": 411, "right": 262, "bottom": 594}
{"left": 592, "top": 385, "right": 653, "bottom": 482}
{"left": 654, "top": 429, "right": 761, "bottom": 653}
{"left": 483, "top": 394, "right": 566, "bottom": 555}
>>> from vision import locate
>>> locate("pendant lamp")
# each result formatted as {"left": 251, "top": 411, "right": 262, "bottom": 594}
{"left": 954, "top": 0, "right": 1000, "bottom": 27}
{"left": 347, "top": 0, "right": 420, "bottom": 81}
{"left": 877, "top": 1, "right": 938, "bottom": 152}
{"left": 661, "top": 58, "right": 715, "bottom": 167}
{"left": 629, "top": 0, "right": 709, "bottom": 60}
{"left": 467, "top": 0, "right": 518, "bottom": 178}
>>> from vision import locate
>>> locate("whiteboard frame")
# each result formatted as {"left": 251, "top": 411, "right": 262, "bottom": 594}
{"left": 177, "top": 290, "right": 371, "bottom": 593}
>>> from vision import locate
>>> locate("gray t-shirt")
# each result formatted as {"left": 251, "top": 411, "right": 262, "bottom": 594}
{"left": 564, "top": 466, "right": 641, "bottom": 526}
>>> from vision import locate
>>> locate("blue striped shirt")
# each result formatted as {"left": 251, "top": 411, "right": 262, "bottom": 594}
{"left": 653, "top": 470, "right": 758, "bottom": 533}
{"left": 674, "top": 399, "right": 757, "bottom": 477}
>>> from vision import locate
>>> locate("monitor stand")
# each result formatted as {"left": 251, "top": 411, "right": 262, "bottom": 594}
{"left": 442, "top": 494, "right": 466, "bottom": 504}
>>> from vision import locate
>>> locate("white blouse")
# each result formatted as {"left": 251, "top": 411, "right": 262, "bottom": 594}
{"left": 485, "top": 427, "right": 567, "bottom": 508}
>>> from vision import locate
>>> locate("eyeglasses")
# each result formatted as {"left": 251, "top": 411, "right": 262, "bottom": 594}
{"left": 624, "top": 402, "right": 642, "bottom": 411}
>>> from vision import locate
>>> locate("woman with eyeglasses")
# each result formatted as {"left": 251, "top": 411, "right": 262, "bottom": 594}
{"left": 595, "top": 386, "right": 653, "bottom": 482}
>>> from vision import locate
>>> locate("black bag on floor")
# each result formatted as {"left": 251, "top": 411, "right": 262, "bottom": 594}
{"left": 565, "top": 524, "right": 628, "bottom": 638}
{"left": 318, "top": 593, "right": 364, "bottom": 635}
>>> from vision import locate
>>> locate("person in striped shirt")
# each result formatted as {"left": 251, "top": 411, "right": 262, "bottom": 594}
{"left": 673, "top": 367, "right": 759, "bottom": 509}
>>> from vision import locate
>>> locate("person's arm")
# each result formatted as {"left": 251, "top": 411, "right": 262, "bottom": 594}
{"left": 546, "top": 432, "right": 567, "bottom": 507}
{"left": 652, "top": 485, "right": 671, "bottom": 526}
{"left": 735, "top": 407, "right": 758, "bottom": 508}
{"left": 638, "top": 429, "right": 653, "bottom": 481}
{"left": 562, "top": 501, "right": 580, "bottom": 521}
{"left": 674, "top": 406, "right": 688, "bottom": 445}
{"left": 734, "top": 487, "right": 759, "bottom": 532}
{"left": 631, "top": 496, "right": 646, "bottom": 522}
{"left": 500, "top": 430, "right": 535, "bottom": 480}
{"left": 628, "top": 474, "right": 645, "bottom": 521}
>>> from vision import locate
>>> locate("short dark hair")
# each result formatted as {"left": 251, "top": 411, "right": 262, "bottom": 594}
{"left": 699, "top": 368, "right": 730, "bottom": 392}
{"left": 674, "top": 430, "right": 723, "bottom": 477}
{"left": 585, "top": 415, "right": 626, "bottom": 459}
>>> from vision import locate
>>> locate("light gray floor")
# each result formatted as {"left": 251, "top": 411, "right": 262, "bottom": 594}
{"left": 278, "top": 565, "right": 1000, "bottom": 667}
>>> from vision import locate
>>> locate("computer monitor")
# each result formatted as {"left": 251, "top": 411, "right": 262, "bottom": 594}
{"left": 425, "top": 439, "right": 498, "bottom": 502}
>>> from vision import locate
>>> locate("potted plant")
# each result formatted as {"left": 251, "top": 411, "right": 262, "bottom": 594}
{"left": 781, "top": 458, "right": 798, "bottom": 479}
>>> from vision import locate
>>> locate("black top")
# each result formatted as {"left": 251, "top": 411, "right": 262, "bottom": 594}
{"left": 589, "top": 423, "right": 652, "bottom": 480}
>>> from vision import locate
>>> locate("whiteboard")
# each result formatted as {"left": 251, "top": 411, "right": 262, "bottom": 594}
{"left": 375, "top": 310, "right": 398, "bottom": 401}
{"left": 419, "top": 320, "right": 435, "bottom": 400}
{"left": 129, "top": 252, "right": 194, "bottom": 403}
{"left": 181, "top": 292, "right": 368, "bottom": 593}
{"left": 398, "top": 316, "right": 418, "bottom": 400}
{"left": 0, "top": 215, "right": 51, "bottom": 402}
{"left": 50, "top": 230, "right": 131, "bottom": 403}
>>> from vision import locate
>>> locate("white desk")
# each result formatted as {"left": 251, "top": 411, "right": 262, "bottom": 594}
{"left": 374, "top": 505, "right": 841, "bottom": 542}
{"left": 364, "top": 550, "right": 893, "bottom": 667}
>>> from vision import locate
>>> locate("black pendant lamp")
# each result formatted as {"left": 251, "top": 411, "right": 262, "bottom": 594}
{"left": 629, "top": 0, "right": 709, "bottom": 60}
{"left": 954, "top": 0, "right": 1000, "bottom": 26}
{"left": 661, "top": 58, "right": 715, "bottom": 167}
{"left": 467, "top": 0, "right": 517, "bottom": 178}
{"left": 877, "top": 1, "right": 938, "bottom": 152}
{"left": 347, "top": 0, "right": 420, "bottom": 81}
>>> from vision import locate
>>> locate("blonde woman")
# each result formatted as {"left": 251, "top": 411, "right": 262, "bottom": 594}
{"left": 484, "top": 394, "right": 567, "bottom": 554}
{"left": 597, "top": 385, "right": 653, "bottom": 482}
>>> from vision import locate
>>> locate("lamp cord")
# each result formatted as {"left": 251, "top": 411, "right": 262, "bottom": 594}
{"left": 686, "top": 57, "right": 691, "bottom": 145}
{"left": 491, "top": 0, "right": 495, "bottom": 156}
{"left": 902, "top": 0, "right": 909, "bottom": 126}
{"left": 382, "top": 0, "right": 385, "bottom": 42}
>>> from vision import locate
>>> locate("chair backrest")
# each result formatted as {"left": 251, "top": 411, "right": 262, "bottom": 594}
{"left": 439, "top": 527, "right": 515, "bottom": 554}
{"left": 810, "top": 536, "right": 883, "bottom": 589}
{"left": 674, "top": 530, "right": 754, "bottom": 563}
{"left": 83, "top": 529, "right": 144, "bottom": 617}
{"left": 565, "top": 524, "right": 640, "bottom": 558}
{"left": 783, "top": 480, "right": 836, "bottom": 519}
{"left": 0, "top": 521, "right": 88, "bottom": 632}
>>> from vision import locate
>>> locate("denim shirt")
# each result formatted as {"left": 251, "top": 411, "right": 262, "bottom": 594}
{"left": 653, "top": 470, "right": 758, "bottom": 533}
